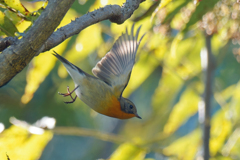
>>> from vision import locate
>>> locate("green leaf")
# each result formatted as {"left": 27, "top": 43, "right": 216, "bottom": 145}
{"left": 4, "top": 10, "right": 23, "bottom": 25}
{"left": 0, "top": 10, "right": 18, "bottom": 36}
{"left": 110, "top": 143, "right": 146, "bottom": 160}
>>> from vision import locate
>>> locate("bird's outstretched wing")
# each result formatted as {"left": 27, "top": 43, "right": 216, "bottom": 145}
{"left": 92, "top": 24, "right": 145, "bottom": 98}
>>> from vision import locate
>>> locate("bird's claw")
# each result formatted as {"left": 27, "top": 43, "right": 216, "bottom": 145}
{"left": 63, "top": 95, "right": 77, "bottom": 104}
{"left": 58, "top": 86, "right": 79, "bottom": 103}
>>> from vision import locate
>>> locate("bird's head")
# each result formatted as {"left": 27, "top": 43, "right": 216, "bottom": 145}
{"left": 120, "top": 97, "right": 141, "bottom": 119}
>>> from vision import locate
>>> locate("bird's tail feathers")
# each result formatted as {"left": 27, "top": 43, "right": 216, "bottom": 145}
{"left": 53, "top": 51, "right": 85, "bottom": 82}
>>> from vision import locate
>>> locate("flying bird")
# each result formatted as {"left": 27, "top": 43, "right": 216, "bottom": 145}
{"left": 53, "top": 24, "right": 145, "bottom": 119}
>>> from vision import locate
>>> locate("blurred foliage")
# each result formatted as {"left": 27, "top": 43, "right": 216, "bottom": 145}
{"left": 1, "top": 0, "right": 240, "bottom": 160}
{"left": 0, "top": 125, "right": 52, "bottom": 160}
{"left": 0, "top": 0, "right": 47, "bottom": 36}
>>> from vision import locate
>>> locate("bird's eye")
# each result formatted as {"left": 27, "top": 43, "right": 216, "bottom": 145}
{"left": 129, "top": 105, "right": 133, "bottom": 109}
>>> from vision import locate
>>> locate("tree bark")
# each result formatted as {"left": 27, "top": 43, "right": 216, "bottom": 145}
{"left": 199, "top": 34, "right": 215, "bottom": 160}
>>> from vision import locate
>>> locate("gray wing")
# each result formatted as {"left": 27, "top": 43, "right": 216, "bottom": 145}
{"left": 92, "top": 24, "right": 145, "bottom": 97}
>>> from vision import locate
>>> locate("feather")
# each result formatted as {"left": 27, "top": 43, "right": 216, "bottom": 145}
{"left": 92, "top": 24, "right": 145, "bottom": 97}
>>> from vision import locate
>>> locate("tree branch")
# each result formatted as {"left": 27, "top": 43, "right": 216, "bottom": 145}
{"left": 199, "top": 34, "right": 215, "bottom": 160}
{"left": 0, "top": 0, "right": 143, "bottom": 87}
{"left": 53, "top": 127, "right": 127, "bottom": 144}
{"left": 0, "top": 37, "right": 18, "bottom": 52}
{"left": 38, "top": 0, "right": 143, "bottom": 53}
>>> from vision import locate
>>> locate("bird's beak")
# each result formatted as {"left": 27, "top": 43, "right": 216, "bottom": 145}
{"left": 135, "top": 113, "right": 142, "bottom": 119}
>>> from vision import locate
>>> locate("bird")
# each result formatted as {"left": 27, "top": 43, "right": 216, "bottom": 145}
{"left": 53, "top": 24, "right": 145, "bottom": 119}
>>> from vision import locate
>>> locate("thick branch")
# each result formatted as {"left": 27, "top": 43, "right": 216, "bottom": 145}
{"left": 0, "top": 0, "right": 75, "bottom": 87}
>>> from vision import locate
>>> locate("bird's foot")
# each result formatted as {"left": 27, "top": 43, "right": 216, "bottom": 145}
{"left": 58, "top": 86, "right": 79, "bottom": 104}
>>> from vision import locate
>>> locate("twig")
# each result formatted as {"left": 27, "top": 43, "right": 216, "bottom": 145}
{"left": 53, "top": 127, "right": 128, "bottom": 144}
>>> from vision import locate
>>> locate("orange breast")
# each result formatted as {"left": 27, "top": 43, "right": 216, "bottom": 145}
{"left": 100, "top": 95, "right": 135, "bottom": 119}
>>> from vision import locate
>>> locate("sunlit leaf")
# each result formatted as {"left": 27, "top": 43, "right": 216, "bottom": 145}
{"left": 4, "top": 0, "right": 30, "bottom": 16}
{"left": 15, "top": 1, "right": 47, "bottom": 32}
{"left": 164, "top": 86, "right": 201, "bottom": 134}
{"left": 169, "top": 33, "right": 183, "bottom": 58}
{"left": 163, "top": 129, "right": 201, "bottom": 159}
{"left": 223, "top": 128, "right": 240, "bottom": 158}
{"left": 214, "top": 85, "right": 235, "bottom": 109}
{"left": 110, "top": 143, "right": 146, "bottom": 160}
{"left": 169, "top": 32, "right": 204, "bottom": 63}
{"left": 0, "top": 125, "right": 52, "bottom": 160}
{"left": 210, "top": 157, "right": 236, "bottom": 160}
{"left": 22, "top": 1, "right": 48, "bottom": 12}
{"left": 211, "top": 30, "right": 229, "bottom": 55}
{"left": 231, "top": 81, "right": 240, "bottom": 121}
{"left": 152, "top": 68, "right": 183, "bottom": 109}
{"left": 159, "top": 0, "right": 172, "bottom": 8}
{"left": 210, "top": 109, "right": 232, "bottom": 156}
{"left": 0, "top": 10, "right": 18, "bottom": 36}
{"left": 149, "top": 67, "right": 184, "bottom": 135}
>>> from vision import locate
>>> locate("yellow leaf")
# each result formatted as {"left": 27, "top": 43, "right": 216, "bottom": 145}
{"left": 110, "top": 143, "right": 146, "bottom": 160}
{"left": 152, "top": 68, "right": 183, "bottom": 112}
{"left": 4, "top": 0, "right": 30, "bottom": 16}
{"left": 0, "top": 125, "right": 52, "bottom": 160}
{"left": 163, "top": 86, "right": 201, "bottom": 134}
{"left": 170, "top": 33, "right": 183, "bottom": 58}
{"left": 230, "top": 82, "right": 240, "bottom": 120}
{"left": 163, "top": 129, "right": 201, "bottom": 159}
{"left": 22, "top": 1, "right": 48, "bottom": 13}
{"left": 210, "top": 110, "right": 232, "bottom": 156}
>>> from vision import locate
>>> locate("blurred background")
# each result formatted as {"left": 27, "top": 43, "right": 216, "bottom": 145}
{"left": 1, "top": 0, "right": 240, "bottom": 159}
